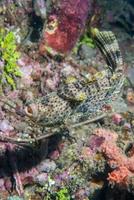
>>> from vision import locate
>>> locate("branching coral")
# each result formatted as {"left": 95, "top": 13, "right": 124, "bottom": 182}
{"left": 0, "top": 29, "right": 21, "bottom": 90}
{"left": 93, "top": 128, "right": 134, "bottom": 191}
{"left": 107, "top": 166, "right": 131, "bottom": 187}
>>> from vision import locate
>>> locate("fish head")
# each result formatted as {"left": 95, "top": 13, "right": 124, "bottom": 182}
{"left": 24, "top": 102, "right": 39, "bottom": 119}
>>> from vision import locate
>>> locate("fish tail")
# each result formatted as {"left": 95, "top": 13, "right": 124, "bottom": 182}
{"left": 91, "top": 28, "right": 123, "bottom": 73}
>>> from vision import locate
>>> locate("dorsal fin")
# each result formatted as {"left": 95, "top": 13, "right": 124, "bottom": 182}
{"left": 91, "top": 28, "right": 123, "bottom": 72}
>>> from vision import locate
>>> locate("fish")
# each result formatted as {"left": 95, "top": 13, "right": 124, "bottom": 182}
{"left": 25, "top": 28, "right": 125, "bottom": 126}
{"left": 63, "top": 28, "right": 125, "bottom": 124}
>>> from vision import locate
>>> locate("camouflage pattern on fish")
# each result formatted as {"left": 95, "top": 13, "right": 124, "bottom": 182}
{"left": 25, "top": 28, "right": 125, "bottom": 126}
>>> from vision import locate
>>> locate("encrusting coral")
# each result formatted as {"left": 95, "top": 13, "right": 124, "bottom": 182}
{"left": 39, "top": 0, "right": 90, "bottom": 55}
{"left": 93, "top": 128, "right": 134, "bottom": 192}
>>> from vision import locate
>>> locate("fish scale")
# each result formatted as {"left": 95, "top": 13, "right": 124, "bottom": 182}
{"left": 25, "top": 28, "right": 125, "bottom": 126}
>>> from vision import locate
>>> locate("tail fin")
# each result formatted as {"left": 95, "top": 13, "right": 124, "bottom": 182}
{"left": 91, "top": 28, "right": 123, "bottom": 72}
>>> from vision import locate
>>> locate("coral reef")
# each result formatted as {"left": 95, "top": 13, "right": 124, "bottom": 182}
{"left": 0, "top": 0, "right": 134, "bottom": 199}
{"left": 93, "top": 129, "right": 134, "bottom": 192}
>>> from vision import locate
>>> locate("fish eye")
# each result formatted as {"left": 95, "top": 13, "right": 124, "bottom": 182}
{"left": 25, "top": 105, "right": 33, "bottom": 117}
{"left": 25, "top": 103, "right": 39, "bottom": 118}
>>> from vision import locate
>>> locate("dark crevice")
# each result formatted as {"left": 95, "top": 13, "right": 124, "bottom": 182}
{"left": 28, "top": 12, "right": 44, "bottom": 42}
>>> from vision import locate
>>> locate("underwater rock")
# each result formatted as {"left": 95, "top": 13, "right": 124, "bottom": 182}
{"left": 123, "top": 122, "right": 131, "bottom": 130}
{"left": 34, "top": 172, "right": 48, "bottom": 186}
{"left": 0, "top": 120, "right": 14, "bottom": 133}
{"left": 111, "top": 97, "right": 128, "bottom": 113}
{"left": 39, "top": 0, "right": 90, "bottom": 55}
{"left": 0, "top": 179, "right": 5, "bottom": 191}
{"left": 78, "top": 44, "right": 97, "bottom": 60}
{"left": 75, "top": 188, "right": 89, "bottom": 200}
{"left": 88, "top": 180, "right": 104, "bottom": 200}
{"left": 37, "top": 159, "right": 56, "bottom": 172}
{"left": 60, "top": 63, "right": 80, "bottom": 77}
{"left": 34, "top": 0, "right": 46, "bottom": 19}
{"left": 127, "top": 67, "right": 134, "bottom": 86}
{"left": 7, "top": 196, "right": 24, "bottom": 200}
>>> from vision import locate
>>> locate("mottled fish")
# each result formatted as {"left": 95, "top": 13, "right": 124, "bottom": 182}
{"left": 25, "top": 28, "right": 125, "bottom": 126}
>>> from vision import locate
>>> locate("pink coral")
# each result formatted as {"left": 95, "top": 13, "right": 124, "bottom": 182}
{"left": 18, "top": 56, "right": 42, "bottom": 88}
{"left": 100, "top": 142, "right": 123, "bottom": 168}
{"left": 88, "top": 135, "right": 105, "bottom": 152}
{"left": 93, "top": 128, "right": 134, "bottom": 189}
{"left": 127, "top": 157, "right": 134, "bottom": 172}
{"left": 107, "top": 166, "right": 130, "bottom": 186}
{"left": 94, "top": 128, "right": 118, "bottom": 142}
{"left": 112, "top": 113, "right": 123, "bottom": 125}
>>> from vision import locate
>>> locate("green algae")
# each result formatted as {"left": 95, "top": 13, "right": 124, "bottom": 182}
{"left": 0, "top": 29, "right": 21, "bottom": 90}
